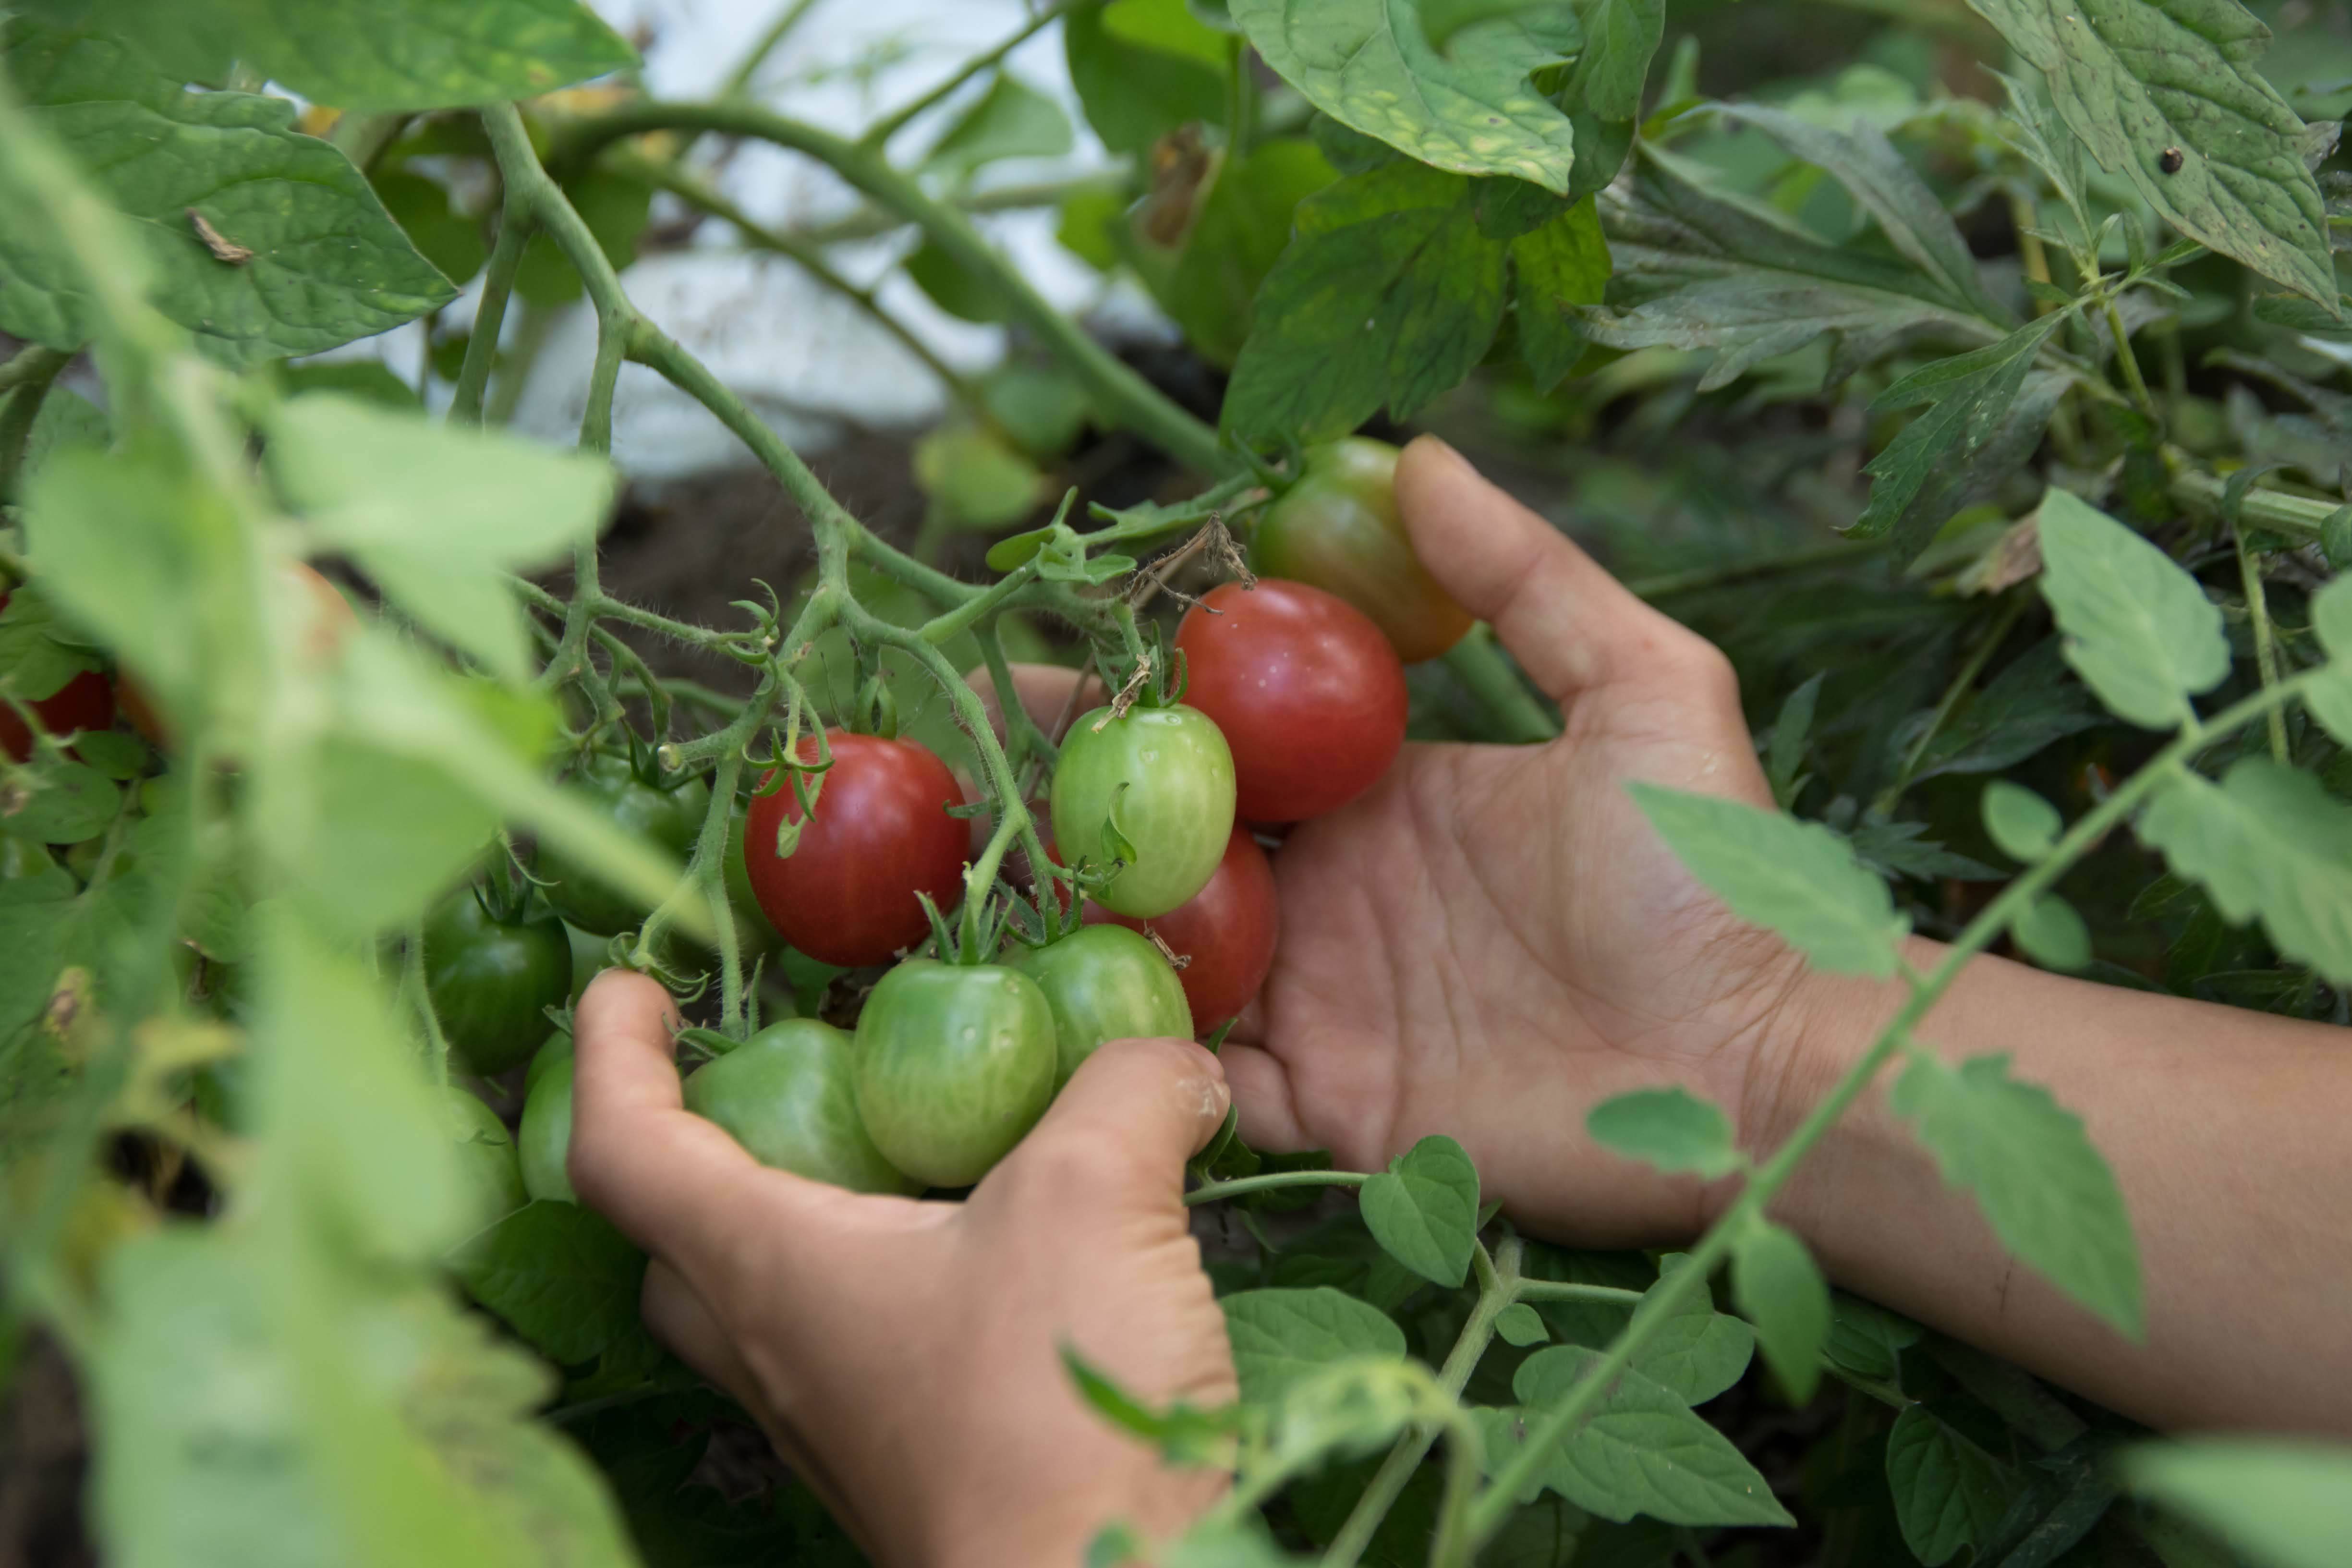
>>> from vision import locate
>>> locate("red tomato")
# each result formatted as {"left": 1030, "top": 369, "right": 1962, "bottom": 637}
{"left": 1087, "top": 825, "right": 1277, "bottom": 1028}
{"left": 0, "top": 669, "right": 113, "bottom": 764}
{"left": 743, "top": 730, "right": 969, "bottom": 967}
{"left": 1174, "top": 580, "right": 1407, "bottom": 823}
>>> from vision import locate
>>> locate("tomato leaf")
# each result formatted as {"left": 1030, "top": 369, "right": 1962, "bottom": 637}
{"left": 1494, "top": 1302, "right": 1549, "bottom": 1347}
{"left": 2304, "top": 577, "right": 2352, "bottom": 747}
{"left": 1585, "top": 1086, "right": 1737, "bottom": 1179}
{"left": 0, "top": 584, "right": 104, "bottom": 703}
{"left": 1065, "top": 0, "right": 1227, "bottom": 156}
{"left": 1884, "top": 1404, "right": 2020, "bottom": 1566}
{"left": 0, "top": 757, "right": 120, "bottom": 844}
{"left": 922, "top": 74, "right": 1073, "bottom": 184}
{"left": 1891, "top": 1051, "right": 2143, "bottom": 1338}
{"left": 1358, "top": 1134, "right": 1480, "bottom": 1288}
{"left": 0, "top": 22, "right": 457, "bottom": 366}
{"left": 2034, "top": 489, "right": 2229, "bottom": 732}
{"left": 449, "top": 1201, "right": 650, "bottom": 1367}
{"left": 1731, "top": 1220, "right": 1829, "bottom": 1404}
{"left": 1982, "top": 781, "right": 2062, "bottom": 863}
{"left": 2010, "top": 891, "right": 2092, "bottom": 972}
{"left": 1510, "top": 194, "right": 1611, "bottom": 391}
{"left": 1221, "top": 1287, "right": 1407, "bottom": 1408}
{"left": 2135, "top": 758, "right": 2352, "bottom": 987}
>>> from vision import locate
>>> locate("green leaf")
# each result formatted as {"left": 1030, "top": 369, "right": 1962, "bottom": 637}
{"left": 912, "top": 425, "right": 1047, "bottom": 532}
{"left": 2122, "top": 1439, "right": 2352, "bottom": 1568}
{"left": 1221, "top": 1287, "right": 1408, "bottom": 1408}
{"left": 1627, "top": 782, "right": 1908, "bottom": 977}
{"left": 92, "top": 0, "right": 638, "bottom": 112}
{"left": 1584, "top": 1086, "right": 1737, "bottom": 1179}
{"left": 1495, "top": 1302, "right": 1549, "bottom": 1347}
{"left": 1966, "top": 0, "right": 2338, "bottom": 309}
{"left": 2011, "top": 892, "right": 2092, "bottom": 972}
{"left": 266, "top": 394, "right": 614, "bottom": 680}
{"left": 2034, "top": 489, "right": 2229, "bottom": 730}
{"left": 923, "top": 74, "right": 1074, "bottom": 183}
{"left": 1884, "top": 1403, "right": 2017, "bottom": 1566}
{"left": 1231, "top": 0, "right": 1582, "bottom": 190}
{"left": 71, "top": 730, "right": 147, "bottom": 781}
{"left": 2136, "top": 758, "right": 2352, "bottom": 987}
{"left": 980, "top": 363, "right": 1091, "bottom": 459}
{"left": 0, "top": 584, "right": 105, "bottom": 703}
{"left": 372, "top": 170, "right": 488, "bottom": 287}
{"left": 1158, "top": 138, "right": 1337, "bottom": 368}
{"left": 1496, "top": 1347, "right": 1794, "bottom": 1526}
{"left": 1585, "top": 143, "right": 1999, "bottom": 392}
{"left": 2304, "top": 576, "right": 2352, "bottom": 746}
{"left": 513, "top": 168, "right": 649, "bottom": 307}
{"left": 1891, "top": 1051, "right": 2143, "bottom": 1337}
{"left": 279, "top": 360, "right": 425, "bottom": 410}
{"left": 448, "top": 1201, "right": 647, "bottom": 1366}
{"left": 1822, "top": 1290, "right": 1922, "bottom": 1382}
{"left": 1732, "top": 1220, "right": 1828, "bottom": 1404}
{"left": 1763, "top": 673, "right": 1822, "bottom": 811}
{"left": 1629, "top": 1257, "right": 1755, "bottom": 1405}
{"left": 1983, "top": 780, "right": 2062, "bottom": 863}
{"left": 1510, "top": 194, "right": 1610, "bottom": 390}
{"left": 1358, "top": 1133, "right": 1480, "bottom": 1287}
{"left": 1065, "top": 0, "right": 1227, "bottom": 156}
{"left": 1854, "top": 315, "right": 2068, "bottom": 554}
{"left": 13, "top": 384, "right": 108, "bottom": 498}
{"left": 0, "top": 757, "right": 120, "bottom": 844}
{"left": 1565, "top": 0, "right": 1663, "bottom": 120}
{"left": 0, "top": 23, "right": 457, "bottom": 366}
{"left": 1064, "top": 1349, "right": 1240, "bottom": 1468}
{"left": 1223, "top": 161, "right": 1507, "bottom": 443}
{"left": 1910, "top": 639, "right": 2106, "bottom": 784}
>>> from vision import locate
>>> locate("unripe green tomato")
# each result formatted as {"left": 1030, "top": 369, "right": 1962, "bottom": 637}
{"left": 1011, "top": 924, "right": 1192, "bottom": 1089}
{"left": 1050, "top": 704, "right": 1235, "bottom": 919}
{"left": 539, "top": 753, "right": 711, "bottom": 936}
{"left": 524, "top": 1033, "right": 573, "bottom": 1098}
{"left": 684, "top": 1019, "right": 916, "bottom": 1194}
{"left": 441, "top": 1085, "right": 527, "bottom": 1222}
{"left": 518, "top": 1054, "right": 577, "bottom": 1203}
{"left": 422, "top": 887, "right": 572, "bottom": 1075}
{"left": 852, "top": 960, "right": 1058, "bottom": 1189}
{"left": 1254, "top": 437, "right": 1475, "bottom": 664}
{"left": 565, "top": 923, "right": 609, "bottom": 1004}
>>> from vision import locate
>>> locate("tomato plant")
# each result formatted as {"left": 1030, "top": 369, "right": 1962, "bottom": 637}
{"left": 683, "top": 1018, "right": 916, "bottom": 1194}
{"left": 538, "top": 751, "right": 711, "bottom": 936}
{"left": 421, "top": 880, "right": 571, "bottom": 1075}
{"left": 1011, "top": 924, "right": 1191, "bottom": 1086}
{"left": 518, "top": 1052, "right": 577, "bottom": 1205}
{"left": 1050, "top": 703, "right": 1236, "bottom": 918}
{"left": 1252, "top": 438, "right": 1474, "bottom": 665}
{"left": 740, "top": 730, "right": 966, "bottom": 968}
{"left": 850, "top": 958, "right": 1058, "bottom": 1189}
{"left": 1175, "top": 579, "right": 1407, "bottom": 822}
{"left": 1089, "top": 825, "right": 1279, "bottom": 1031}
{"left": 441, "top": 1084, "right": 527, "bottom": 1221}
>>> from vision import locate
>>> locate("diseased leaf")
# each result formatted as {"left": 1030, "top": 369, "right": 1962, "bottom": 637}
{"left": 0, "top": 23, "right": 455, "bottom": 367}
{"left": 1967, "top": 0, "right": 2338, "bottom": 308}
{"left": 1221, "top": 1288, "right": 1407, "bottom": 1408}
{"left": 2034, "top": 490, "right": 2229, "bottom": 730}
{"left": 1358, "top": 1134, "right": 1480, "bottom": 1288}
{"left": 1231, "top": 0, "right": 1582, "bottom": 190}
{"left": 1628, "top": 783, "right": 1908, "bottom": 976}
{"left": 1891, "top": 1052, "right": 2143, "bottom": 1337}
{"left": 2136, "top": 759, "right": 2352, "bottom": 987}
{"left": 1885, "top": 1404, "right": 2018, "bottom": 1566}
{"left": 1854, "top": 316, "right": 2068, "bottom": 553}
{"left": 1511, "top": 194, "right": 1610, "bottom": 390}
{"left": 1585, "top": 143, "right": 2000, "bottom": 392}
{"left": 1585, "top": 1087, "right": 1737, "bottom": 1179}
{"left": 448, "top": 1202, "right": 647, "bottom": 1367}
{"left": 1732, "top": 1221, "right": 1829, "bottom": 1404}
{"left": 1223, "top": 162, "right": 1507, "bottom": 443}
{"left": 2123, "top": 1439, "right": 2352, "bottom": 1568}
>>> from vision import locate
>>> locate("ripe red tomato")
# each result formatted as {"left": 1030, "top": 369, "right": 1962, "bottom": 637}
{"left": 0, "top": 668, "right": 113, "bottom": 764}
{"left": 1253, "top": 438, "right": 1474, "bottom": 664}
{"left": 743, "top": 730, "right": 968, "bottom": 967}
{"left": 1088, "top": 825, "right": 1277, "bottom": 1029}
{"left": 1174, "top": 580, "right": 1406, "bottom": 822}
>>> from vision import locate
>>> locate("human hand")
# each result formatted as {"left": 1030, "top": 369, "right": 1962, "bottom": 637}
{"left": 990, "top": 437, "right": 1806, "bottom": 1246}
{"left": 567, "top": 969, "right": 1237, "bottom": 1568}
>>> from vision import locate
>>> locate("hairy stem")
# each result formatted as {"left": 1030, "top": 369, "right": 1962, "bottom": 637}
{"left": 2232, "top": 529, "right": 2290, "bottom": 765}
{"left": 1183, "top": 1169, "right": 1371, "bottom": 1207}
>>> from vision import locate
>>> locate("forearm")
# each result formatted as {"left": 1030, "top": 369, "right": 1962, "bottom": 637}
{"left": 1750, "top": 940, "right": 2352, "bottom": 1435}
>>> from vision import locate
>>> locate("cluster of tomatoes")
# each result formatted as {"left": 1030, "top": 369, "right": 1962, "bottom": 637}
{"left": 421, "top": 438, "right": 1469, "bottom": 1213}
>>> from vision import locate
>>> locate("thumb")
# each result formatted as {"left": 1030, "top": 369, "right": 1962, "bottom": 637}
{"left": 981, "top": 1037, "right": 1230, "bottom": 1215}
{"left": 1395, "top": 434, "right": 1732, "bottom": 708}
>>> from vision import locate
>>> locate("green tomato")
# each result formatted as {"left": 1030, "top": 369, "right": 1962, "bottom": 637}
{"left": 1050, "top": 704, "right": 1235, "bottom": 919}
{"left": 442, "top": 1085, "right": 526, "bottom": 1222}
{"left": 852, "top": 960, "right": 1058, "bottom": 1189}
{"left": 684, "top": 1020, "right": 916, "bottom": 1194}
{"left": 1011, "top": 924, "right": 1192, "bottom": 1089}
{"left": 423, "top": 887, "right": 571, "bottom": 1075}
{"left": 524, "top": 1032, "right": 573, "bottom": 1098}
{"left": 566, "top": 922, "right": 609, "bottom": 1003}
{"left": 1254, "top": 437, "right": 1475, "bottom": 664}
{"left": 539, "top": 753, "right": 711, "bottom": 936}
{"left": 518, "top": 1054, "right": 577, "bottom": 1203}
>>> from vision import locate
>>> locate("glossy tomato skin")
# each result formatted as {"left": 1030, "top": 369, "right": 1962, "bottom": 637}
{"left": 540, "top": 754, "right": 712, "bottom": 936}
{"left": 519, "top": 1055, "right": 578, "bottom": 1203}
{"left": 1255, "top": 438, "right": 1473, "bottom": 664}
{"left": 0, "top": 669, "right": 114, "bottom": 764}
{"left": 743, "top": 731, "right": 968, "bottom": 968}
{"left": 442, "top": 1085, "right": 527, "bottom": 1222}
{"left": 685, "top": 1019, "right": 917, "bottom": 1194}
{"left": 423, "top": 887, "right": 572, "bottom": 1075}
{"left": 1011, "top": 924, "right": 1192, "bottom": 1087}
{"left": 851, "top": 960, "right": 1057, "bottom": 1188}
{"left": 525, "top": 1033, "right": 573, "bottom": 1097}
{"left": 1176, "top": 580, "right": 1406, "bottom": 822}
{"left": 1050, "top": 704, "right": 1235, "bottom": 919}
{"left": 1089, "top": 825, "right": 1278, "bottom": 1029}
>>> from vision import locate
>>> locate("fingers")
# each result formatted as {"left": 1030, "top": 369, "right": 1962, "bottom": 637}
{"left": 642, "top": 1259, "right": 760, "bottom": 1402}
{"left": 984, "top": 1037, "right": 1230, "bottom": 1212}
{"left": 1394, "top": 435, "right": 1728, "bottom": 706}
{"left": 1218, "top": 1042, "right": 1313, "bottom": 1153}
{"left": 568, "top": 969, "right": 793, "bottom": 1282}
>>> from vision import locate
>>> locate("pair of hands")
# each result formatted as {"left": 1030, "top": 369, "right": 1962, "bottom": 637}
{"left": 569, "top": 435, "right": 1814, "bottom": 1565}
